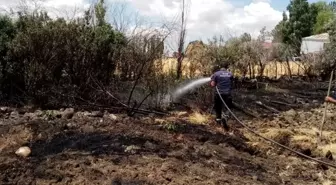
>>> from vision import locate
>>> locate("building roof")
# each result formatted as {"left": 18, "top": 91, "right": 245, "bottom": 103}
{"left": 302, "top": 33, "right": 329, "bottom": 42}
{"left": 262, "top": 42, "right": 272, "bottom": 49}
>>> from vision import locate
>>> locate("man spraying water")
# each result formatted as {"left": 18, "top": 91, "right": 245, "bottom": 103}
{"left": 210, "top": 63, "right": 233, "bottom": 130}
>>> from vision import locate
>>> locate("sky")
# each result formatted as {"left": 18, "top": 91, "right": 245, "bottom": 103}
{"left": 107, "top": 0, "right": 334, "bottom": 51}
{"left": 0, "top": 0, "right": 334, "bottom": 51}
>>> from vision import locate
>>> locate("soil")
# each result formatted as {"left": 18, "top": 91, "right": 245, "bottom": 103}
{"left": 1, "top": 79, "right": 336, "bottom": 185}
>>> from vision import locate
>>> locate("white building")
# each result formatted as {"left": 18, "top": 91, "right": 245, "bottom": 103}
{"left": 300, "top": 33, "right": 329, "bottom": 54}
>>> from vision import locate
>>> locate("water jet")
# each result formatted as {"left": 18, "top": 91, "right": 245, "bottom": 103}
{"left": 162, "top": 77, "right": 211, "bottom": 105}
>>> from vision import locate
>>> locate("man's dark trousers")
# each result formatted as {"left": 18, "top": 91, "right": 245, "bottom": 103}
{"left": 214, "top": 93, "right": 233, "bottom": 119}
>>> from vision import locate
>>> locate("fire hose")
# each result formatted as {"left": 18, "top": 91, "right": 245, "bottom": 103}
{"left": 215, "top": 86, "right": 336, "bottom": 169}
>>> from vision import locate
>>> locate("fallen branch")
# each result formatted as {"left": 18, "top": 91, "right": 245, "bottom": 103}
{"left": 129, "top": 91, "right": 153, "bottom": 117}
{"left": 293, "top": 91, "right": 323, "bottom": 97}
{"left": 83, "top": 106, "right": 167, "bottom": 116}
{"left": 133, "top": 108, "right": 168, "bottom": 116}
{"left": 105, "top": 90, "right": 168, "bottom": 116}
{"left": 255, "top": 101, "right": 280, "bottom": 114}
{"left": 90, "top": 75, "right": 169, "bottom": 116}
{"left": 270, "top": 100, "right": 298, "bottom": 108}
{"left": 232, "top": 102, "right": 259, "bottom": 118}
{"left": 104, "top": 89, "right": 129, "bottom": 108}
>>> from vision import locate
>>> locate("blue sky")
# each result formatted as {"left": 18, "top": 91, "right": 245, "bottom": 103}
{"left": 230, "top": 0, "right": 334, "bottom": 11}
{"left": 273, "top": 0, "right": 333, "bottom": 11}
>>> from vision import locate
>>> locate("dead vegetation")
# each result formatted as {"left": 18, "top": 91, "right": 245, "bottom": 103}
{"left": 2, "top": 0, "right": 336, "bottom": 185}
{"left": 1, "top": 78, "right": 336, "bottom": 184}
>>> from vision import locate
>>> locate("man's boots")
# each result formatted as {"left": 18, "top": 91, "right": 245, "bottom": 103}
{"left": 222, "top": 114, "right": 229, "bottom": 131}
{"left": 216, "top": 117, "right": 229, "bottom": 131}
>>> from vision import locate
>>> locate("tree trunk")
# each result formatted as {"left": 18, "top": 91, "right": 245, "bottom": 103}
{"left": 275, "top": 61, "right": 278, "bottom": 79}
{"left": 176, "top": 55, "right": 183, "bottom": 79}
{"left": 242, "top": 67, "right": 247, "bottom": 78}
{"left": 1, "top": 60, "right": 7, "bottom": 85}
{"left": 249, "top": 62, "right": 252, "bottom": 78}
{"left": 252, "top": 65, "right": 255, "bottom": 78}
{"left": 176, "top": 0, "right": 186, "bottom": 80}
{"left": 286, "top": 57, "right": 292, "bottom": 78}
{"left": 258, "top": 61, "right": 265, "bottom": 77}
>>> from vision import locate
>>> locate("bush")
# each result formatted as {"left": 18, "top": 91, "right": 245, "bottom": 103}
{"left": 0, "top": 11, "right": 127, "bottom": 108}
{"left": 0, "top": 1, "right": 172, "bottom": 111}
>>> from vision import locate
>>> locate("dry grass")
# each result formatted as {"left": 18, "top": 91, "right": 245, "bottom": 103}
{"left": 159, "top": 57, "right": 306, "bottom": 78}
{"left": 243, "top": 128, "right": 296, "bottom": 153}
{"left": 322, "top": 132, "right": 336, "bottom": 143}
{"left": 322, "top": 180, "right": 333, "bottom": 185}
{"left": 154, "top": 118, "right": 166, "bottom": 124}
{"left": 262, "top": 61, "right": 305, "bottom": 78}
{"left": 260, "top": 128, "right": 294, "bottom": 144}
{"left": 292, "top": 127, "right": 319, "bottom": 147}
{"left": 247, "top": 126, "right": 336, "bottom": 158}
{"left": 317, "top": 144, "right": 336, "bottom": 156}
{"left": 188, "top": 111, "right": 211, "bottom": 125}
{"left": 0, "top": 138, "right": 10, "bottom": 153}
{"left": 292, "top": 135, "right": 316, "bottom": 143}
{"left": 171, "top": 111, "right": 188, "bottom": 117}
{"left": 294, "top": 127, "right": 319, "bottom": 137}
{"left": 248, "top": 141, "right": 273, "bottom": 152}
{"left": 294, "top": 127, "right": 336, "bottom": 143}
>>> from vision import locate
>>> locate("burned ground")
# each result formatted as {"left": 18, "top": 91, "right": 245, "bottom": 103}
{"left": 1, "top": 79, "right": 336, "bottom": 185}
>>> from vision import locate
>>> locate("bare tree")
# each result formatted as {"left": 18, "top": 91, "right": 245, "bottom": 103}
{"left": 176, "top": 0, "right": 189, "bottom": 79}
{"left": 13, "top": 0, "right": 44, "bottom": 15}
{"left": 108, "top": 1, "right": 144, "bottom": 35}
